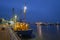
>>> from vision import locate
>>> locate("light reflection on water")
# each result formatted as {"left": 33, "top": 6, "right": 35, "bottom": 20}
{"left": 40, "top": 25, "right": 60, "bottom": 40}
{"left": 22, "top": 25, "right": 60, "bottom": 40}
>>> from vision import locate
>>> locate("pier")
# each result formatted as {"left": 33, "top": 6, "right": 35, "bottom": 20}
{"left": 0, "top": 26, "right": 21, "bottom": 40}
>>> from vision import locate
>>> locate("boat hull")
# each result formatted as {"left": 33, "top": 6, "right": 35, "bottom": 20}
{"left": 16, "top": 29, "right": 33, "bottom": 38}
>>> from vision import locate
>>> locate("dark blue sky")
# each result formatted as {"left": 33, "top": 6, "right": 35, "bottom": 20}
{"left": 0, "top": 0, "right": 60, "bottom": 23}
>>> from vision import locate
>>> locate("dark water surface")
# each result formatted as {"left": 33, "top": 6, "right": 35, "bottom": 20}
{"left": 21, "top": 25, "right": 60, "bottom": 40}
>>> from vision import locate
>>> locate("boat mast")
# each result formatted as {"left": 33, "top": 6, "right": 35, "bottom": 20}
{"left": 11, "top": 8, "right": 17, "bottom": 22}
{"left": 23, "top": 3, "right": 27, "bottom": 22}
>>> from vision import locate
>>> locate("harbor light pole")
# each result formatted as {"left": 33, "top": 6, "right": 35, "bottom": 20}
{"left": 23, "top": 4, "right": 27, "bottom": 22}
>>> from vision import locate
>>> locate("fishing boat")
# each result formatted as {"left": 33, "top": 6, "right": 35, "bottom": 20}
{"left": 12, "top": 21, "right": 33, "bottom": 38}
{"left": 10, "top": 4, "right": 34, "bottom": 38}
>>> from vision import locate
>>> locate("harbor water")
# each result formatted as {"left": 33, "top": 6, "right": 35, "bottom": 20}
{"left": 21, "top": 25, "right": 60, "bottom": 40}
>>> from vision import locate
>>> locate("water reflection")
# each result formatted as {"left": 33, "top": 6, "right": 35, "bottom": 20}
{"left": 41, "top": 25, "right": 60, "bottom": 40}
{"left": 56, "top": 24, "right": 59, "bottom": 32}
{"left": 36, "top": 25, "right": 43, "bottom": 40}
{"left": 21, "top": 24, "right": 60, "bottom": 40}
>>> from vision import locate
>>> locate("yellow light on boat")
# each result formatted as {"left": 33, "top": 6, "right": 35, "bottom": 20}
{"left": 23, "top": 22, "right": 25, "bottom": 25}
{"left": 26, "top": 24, "right": 28, "bottom": 27}
{"left": 20, "top": 23, "right": 23, "bottom": 25}
{"left": 20, "top": 24, "right": 23, "bottom": 26}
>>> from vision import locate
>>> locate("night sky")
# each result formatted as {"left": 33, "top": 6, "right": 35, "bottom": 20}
{"left": 0, "top": 0, "right": 60, "bottom": 23}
